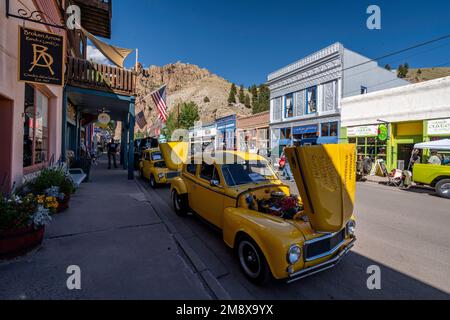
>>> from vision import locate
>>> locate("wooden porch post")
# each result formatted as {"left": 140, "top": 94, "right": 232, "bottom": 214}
{"left": 121, "top": 120, "right": 128, "bottom": 169}
{"left": 128, "top": 99, "right": 135, "bottom": 180}
{"left": 61, "top": 89, "right": 68, "bottom": 162}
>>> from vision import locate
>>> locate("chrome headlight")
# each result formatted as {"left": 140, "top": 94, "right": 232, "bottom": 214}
{"left": 287, "top": 245, "right": 302, "bottom": 265}
{"left": 346, "top": 220, "right": 356, "bottom": 236}
{"left": 158, "top": 173, "right": 165, "bottom": 179}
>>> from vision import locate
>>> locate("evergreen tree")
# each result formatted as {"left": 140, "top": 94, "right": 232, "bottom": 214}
{"left": 244, "top": 94, "right": 251, "bottom": 108}
{"left": 179, "top": 101, "right": 200, "bottom": 129}
{"left": 238, "top": 84, "right": 245, "bottom": 104}
{"left": 250, "top": 85, "right": 258, "bottom": 106}
{"left": 253, "top": 84, "right": 270, "bottom": 114}
{"left": 397, "top": 63, "right": 409, "bottom": 78}
{"left": 228, "top": 83, "right": 237, "bottom": 104}
{"left": 164, "top": 101, "right": 200, "bottom": 139}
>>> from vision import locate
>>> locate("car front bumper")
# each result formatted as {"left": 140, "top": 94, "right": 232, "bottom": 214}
{"left": 286, "top": 238, "right": 356, "bottom": 283}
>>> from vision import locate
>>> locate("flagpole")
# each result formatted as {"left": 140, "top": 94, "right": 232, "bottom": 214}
{"left": 135, "top": 48, "right": 139, "bottom": 71}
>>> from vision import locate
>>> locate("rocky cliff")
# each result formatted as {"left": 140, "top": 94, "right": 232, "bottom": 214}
{"left": 134, "top": 62, "right": 252, "bottom": 135}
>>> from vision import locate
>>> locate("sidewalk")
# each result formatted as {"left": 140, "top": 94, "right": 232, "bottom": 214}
{"left": 0, "top": 159, "right": 212, "bottom": 299}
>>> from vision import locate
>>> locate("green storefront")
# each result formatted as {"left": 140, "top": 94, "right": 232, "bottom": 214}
{"left": 340, "top": 124, "right": 390, "bottom": 166}
{"left": 341, "top": 118, "right": 450, "bottom": 171}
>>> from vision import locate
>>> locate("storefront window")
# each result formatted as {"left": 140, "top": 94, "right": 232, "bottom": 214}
{"left": 23, "top": 84, "right": 49, "bottom": 168}
{"left": 280, "top": 128, "right": 291, "bottom": 140}
{"left": 285, "top": 93, "right": 294, "bottom": 118}
{"left": 350, "top": 136, "right": 387, "bottom": 161}
{"left": 321, "top": 122, "right": 338, "bottom": 137}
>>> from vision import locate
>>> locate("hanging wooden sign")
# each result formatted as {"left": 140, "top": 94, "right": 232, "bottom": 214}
{"left": 18, "top": 26, "right": 65, "bottom": 86}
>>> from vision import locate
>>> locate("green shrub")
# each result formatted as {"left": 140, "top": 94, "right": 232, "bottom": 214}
{"left": 29, "top": 168, "right": 75, "bottom": 196}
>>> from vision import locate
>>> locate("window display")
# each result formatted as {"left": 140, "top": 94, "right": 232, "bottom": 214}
{"left": 321, "top": 122, "right": 338, "bottom": 137}
{"left": 285, "top": 93, "right": 294, "bottom": 118}
{"left": 23, "top": 84, "right": 49, "bottom": 168}
{"left": 349, "top": 136, "right": 387, "bottom": 161}
{"left": 306, "top": 86, "right": 317, "bottom": 114}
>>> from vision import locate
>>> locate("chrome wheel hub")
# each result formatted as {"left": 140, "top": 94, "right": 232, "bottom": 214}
{"left": 440, "top": 183, "right": 450, "bottom": 195}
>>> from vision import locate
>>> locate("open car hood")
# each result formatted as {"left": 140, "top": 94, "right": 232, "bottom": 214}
{"left": 285, "top": 144, "right": 356, "bottom": 233}
{"left": 159, "top": 142, "right": 189, "bottom": 171}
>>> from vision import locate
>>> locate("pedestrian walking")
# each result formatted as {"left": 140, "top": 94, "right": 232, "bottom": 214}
{"left": 280, "top": 147, "right": 294, "bottom": 181}
{"left": 107, "top": 138, "right": 119, "bottom": 169}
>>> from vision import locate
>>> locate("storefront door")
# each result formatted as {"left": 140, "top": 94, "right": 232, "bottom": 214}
{"left": 397, "top": 144, "right": 414, "bottom": 170}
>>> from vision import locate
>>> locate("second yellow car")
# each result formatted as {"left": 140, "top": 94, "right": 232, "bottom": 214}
{"left": 139, "top": 148, "right": 180, "bottom": 188}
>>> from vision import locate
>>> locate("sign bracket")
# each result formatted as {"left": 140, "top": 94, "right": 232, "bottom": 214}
{"left": 5, "top": 0, "right": 66, "bottom": 30}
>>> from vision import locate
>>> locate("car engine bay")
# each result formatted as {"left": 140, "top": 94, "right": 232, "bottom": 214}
{"left": 244, "top": 190, "right": 304, "bottom": 220}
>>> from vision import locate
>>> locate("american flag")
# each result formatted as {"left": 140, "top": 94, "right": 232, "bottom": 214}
{"left": 151, "top": 85, "right": 168, "bottom": 122}
{"left": 136, "top": 111, "right": 147, "bottom": 129}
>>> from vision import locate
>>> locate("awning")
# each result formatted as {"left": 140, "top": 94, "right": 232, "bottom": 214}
{"left": 293, "top": 125, "right": 318, "bottom": 135}
{"left": 317, "top": 136, "right": 339, "bottom": 145}
{"left": 414, "top": 139, "right": 450, "bottom": 151}
{"left": 81, "top": 27, "right": 133, "bottom": 68}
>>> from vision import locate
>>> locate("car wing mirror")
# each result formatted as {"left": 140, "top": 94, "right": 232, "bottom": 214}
{"left": 210, "top": 179, "right": 221, "bottom": 188}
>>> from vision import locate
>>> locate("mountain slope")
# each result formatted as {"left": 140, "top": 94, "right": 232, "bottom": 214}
{"left": 405, "top": 67, "right": 450, "bottom": 83}
{"left": 134, "top": 62, "right": 252, "bottom": 134}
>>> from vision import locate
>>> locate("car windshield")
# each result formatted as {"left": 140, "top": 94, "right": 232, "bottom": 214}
{"left": 221, "top": 160, "right": 277, "bottom": 186}
{"left": 154, "top": 160, "right": 166, "bottom": 168}
{"left": 151, "top": 152, "right": 163, "bottom": 161}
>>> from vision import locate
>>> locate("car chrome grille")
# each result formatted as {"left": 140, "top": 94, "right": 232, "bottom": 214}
{"left": 304, "top": 229, "right": 346, "bottom": 261}
{"left": 166, "top": 172, "right": 180, "bottom": 179}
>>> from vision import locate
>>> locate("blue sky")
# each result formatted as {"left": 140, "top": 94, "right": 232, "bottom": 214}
{"left": 101, "top": 0, "right": 450, "bottom": 86}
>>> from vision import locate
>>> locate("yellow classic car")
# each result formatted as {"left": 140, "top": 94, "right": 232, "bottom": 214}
{"left": 139, "top": 148, "right": 180, "bottom": 188}
{"left": 170, "top": 144, "right": 357, "bottom": 284}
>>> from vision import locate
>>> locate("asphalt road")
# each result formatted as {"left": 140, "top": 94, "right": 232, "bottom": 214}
{"left": 139, "top": 178, "right": 450, "bottom": 300}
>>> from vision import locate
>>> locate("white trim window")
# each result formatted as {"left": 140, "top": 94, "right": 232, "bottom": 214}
{"left": 321, "top": 80, "right": 338, "bottom": 113}
{"left": 284, "top": 93, "right": 294, "bottom": 118}
{"left": 306, "top": 86, "right": 318, "bottom": 114}
{"left": 271, "top": 97, "right": 282, "bottom": 122}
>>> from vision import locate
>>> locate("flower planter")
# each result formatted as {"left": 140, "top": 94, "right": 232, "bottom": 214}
{"left": 0, "top": 226, "right": 45, "bottom": 259}
{"left": 56, "top": 194, "right": 71, "bottom": 213}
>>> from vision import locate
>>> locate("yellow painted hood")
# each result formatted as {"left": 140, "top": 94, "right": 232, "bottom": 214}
{"left": 285, "top": 144, "right": 356, "bottom": 233}
{"left": 159, "top": 142, "right": 189, "bottom": 171}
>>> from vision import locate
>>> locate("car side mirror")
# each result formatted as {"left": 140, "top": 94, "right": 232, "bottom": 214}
{"left": 210, "top": 180, "right": 220, "bottom": 187}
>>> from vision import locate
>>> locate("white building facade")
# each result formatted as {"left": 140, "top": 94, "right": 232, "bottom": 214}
{"left": 341, "top": 76, "right": 450, "bottom": 170}
{"left": 268, "top": 42, "right": 409, "bottom": 157}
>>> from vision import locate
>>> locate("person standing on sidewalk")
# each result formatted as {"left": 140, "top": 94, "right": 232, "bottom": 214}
{"left": 107, "top": 138, "right": 118, "bottom": 169}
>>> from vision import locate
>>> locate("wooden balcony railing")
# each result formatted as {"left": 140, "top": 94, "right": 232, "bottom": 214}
{"left": 66, "top": 57, "right": 135, "bottom": 96}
